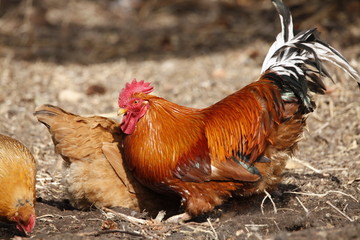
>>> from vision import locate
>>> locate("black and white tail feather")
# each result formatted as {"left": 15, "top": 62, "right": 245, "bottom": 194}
{"left": 262, "top": 0, "right": 360, "bottom": 113}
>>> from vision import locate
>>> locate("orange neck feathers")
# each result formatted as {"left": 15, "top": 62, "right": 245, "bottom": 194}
{"left": 122, "top": 95, "right": 207, "bottom": 186}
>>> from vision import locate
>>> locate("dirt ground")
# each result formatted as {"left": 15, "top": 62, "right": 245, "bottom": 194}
{"left": 0, "top": 0, "right": 359, "bottom": 239}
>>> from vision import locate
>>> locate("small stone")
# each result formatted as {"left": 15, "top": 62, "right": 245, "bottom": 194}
{"left": 235, "top": 229, "right": 244, "bottom": 236}
{"left": 86, "top": 84, "right": 107, "bottom": 96}
{"left": 212, "top": 68, "right": 226, "bottom": 79}
{"left": 58, "top": 89, "right": 85, "bottom": 103}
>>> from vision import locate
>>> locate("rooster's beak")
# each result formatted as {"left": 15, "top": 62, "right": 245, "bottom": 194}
{"left": 117, "top": 108, "right": 127, "bottom": 116}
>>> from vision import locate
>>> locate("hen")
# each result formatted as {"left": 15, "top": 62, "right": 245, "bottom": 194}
{"left": 117, "top": 0, "right": 360, "bottom": 222}
{"left": 34, "top": 104, "right": 178, "bottom": 215}
{"left": 0, "top": 134, "right": 36, "bottom": 234}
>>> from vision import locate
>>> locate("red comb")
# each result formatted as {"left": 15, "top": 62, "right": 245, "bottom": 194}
{"left": 118, "top": 79, "right": 153, "bottom": 107}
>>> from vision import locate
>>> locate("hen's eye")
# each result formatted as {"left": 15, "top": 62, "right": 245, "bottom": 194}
{"left": 134, "top": 100, "right": 139, "bottom": 104}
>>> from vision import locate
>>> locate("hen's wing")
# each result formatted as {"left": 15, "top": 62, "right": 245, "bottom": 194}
{"left": 102, "top": 142, "right": 134, "bottom": 193}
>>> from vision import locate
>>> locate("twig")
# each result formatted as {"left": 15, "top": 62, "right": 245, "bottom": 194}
{"left": 284, "top": 190, "right": 358, "bottom": 202}
{"left": 321, "top": 168, "right": 348, "bottom": 171}
{"left": 36, "top": 177, "right": 54, "bottom": 181}
{"left": 295, "top": 197, "right": 309, "bottom": 214}
{"left": 87, "top": 218, "right": 104, "bottom": 222}
{"left": 207, "top": 218, "right": 219, "bottom": 240}
{"left": 314, "top": 122, "right": 330, "bottom": 134}
{"left": 276, "top": 208, "right": 300, "bottom": 213}
{"left": 36, "top": 214, "right": 55, "bottom": 223}
{"left": 77, "top": 229, "right": 144, "bottom": 238}
{"left": 291, "top": 157, "right": 322, "bottom": 174}
{"left": 53, "top": 214, "right": 80, "bottom": 222}
{"left": 244, "top": 224, "right": 269, "bottom": 227}
{"left": 36, "top": 214, "right": 55, "bottom": 219}
{"left": 266, "top": 190, "right": 278, "bottom": 214}
{"left": 273, "top": 220, "right": 281, "bottom": 231}
{"left": 261, "top": 190, "right": 277, "bottom": 215}
{"left": 347, "top": 177, "right": 360, "bottom": 185}
{"left": 101, "top": 207, "right": 147, "bottom": 225}
{"left": 326, "top": 201, "right": 354, "bottom": 222}
{"left": 184, "top": 225, "right": 214, "bottom": 235}
{"left": 244, "top": 224, "right": 268, "bottom": 232}
{"left": 154, "top": 210, "right": 166, "bottom": 223}
{"left": 261, "top": 196, "right": 266, "bottom": 215}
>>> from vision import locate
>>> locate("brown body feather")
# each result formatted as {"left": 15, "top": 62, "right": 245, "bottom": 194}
{"left": 122, "top": 79, "right": 305, "bottom": 216}
{"left": 34, "top": 105, "right": 178, "bottom": 215}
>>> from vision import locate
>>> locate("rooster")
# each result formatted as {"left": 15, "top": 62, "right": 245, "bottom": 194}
{"left": 0, "top": 134, "right": 36, "bottom": 234}
{"left": 34, "top": 104, "right": 179, "bottom": 215}
{"left": 117, "top": 0, "right": 360, "bottom": 222}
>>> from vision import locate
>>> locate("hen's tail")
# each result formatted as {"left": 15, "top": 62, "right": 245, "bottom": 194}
{"left": 34, "top": 104, "right": 122, "bottom": 161}
{"left": 34, "top": 104, "right": 76, "bottom": 130}
{"left": 261, "top": 0, "right": 360, "bottom": 113}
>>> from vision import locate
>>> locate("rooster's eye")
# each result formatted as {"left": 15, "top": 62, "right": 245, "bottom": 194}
{"left": 134, "top": 100, "right": 139, "bottom": 104}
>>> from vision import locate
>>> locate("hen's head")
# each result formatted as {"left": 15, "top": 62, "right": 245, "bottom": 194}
{"left": 118, "top": 79, "right": 153, "bottom": 134}
{"left": 10, "top": 204, "right": 36, "bottom": 234}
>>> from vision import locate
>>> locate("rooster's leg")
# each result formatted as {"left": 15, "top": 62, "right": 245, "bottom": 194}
{"left": 166, "top": 212, "right": 192, "bottom": 223}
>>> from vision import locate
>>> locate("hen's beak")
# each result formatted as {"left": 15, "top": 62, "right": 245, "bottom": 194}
{"left": 117, "top": 108, "right": 127, "bottom": 116}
